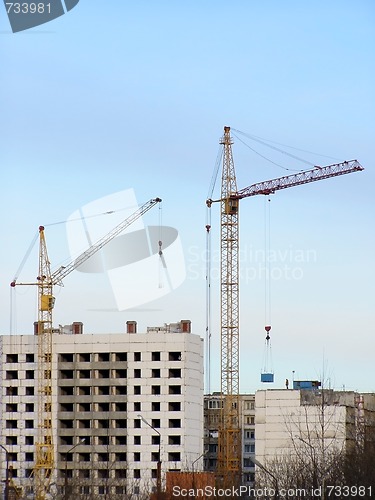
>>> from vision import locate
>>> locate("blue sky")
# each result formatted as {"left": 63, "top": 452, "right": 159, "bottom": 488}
{"left": 1, "top": 1, "right": 374, "bottom": 393}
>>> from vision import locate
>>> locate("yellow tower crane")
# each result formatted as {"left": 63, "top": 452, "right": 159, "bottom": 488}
{"left": 10, "top": 197, "right": 162, "bottom": 500}
{"left": 207, "top": 126, "right": 364, "bottom": 489}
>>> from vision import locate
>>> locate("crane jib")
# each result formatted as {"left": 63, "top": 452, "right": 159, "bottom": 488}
{"left": 51, "top": 197, "right": 162, "bottom": 285}
{"left": 235, "top": 160, "right": 364, "bottom": 199}
{"left": 206, "top": 161, "right": 363, "bottom": 206}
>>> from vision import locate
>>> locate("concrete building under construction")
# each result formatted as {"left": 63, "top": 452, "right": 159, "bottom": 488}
{"left": 0, "top": 320, "right": 204, "bottom": 499}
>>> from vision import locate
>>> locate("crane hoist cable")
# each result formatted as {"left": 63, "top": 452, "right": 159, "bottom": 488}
{"left": 261, "top": 195, "right": 274, "bottom": 383}
{"left": 205, "top": 218, "right": 212, "bottom": 395}
{"left": 205, "top": 145, "right": 223, "bottom": 395}
{"left": 264, "top": 195, "right": 272, "bottom": 328}
{"left": 158, "top": 200, "right": 165, "bottom": 288}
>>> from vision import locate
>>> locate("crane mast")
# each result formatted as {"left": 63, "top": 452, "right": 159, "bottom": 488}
{"left": 34, "top": 226, "right": 54, "bottom": 500}
{"left": 218, "top": 126, "right": 242, "bottom": 487}
{"left": 11, "top": 197, "right": 162, "bottom": 500}
{"left": 208, "top": 126, "right": 364, "bottom": 489}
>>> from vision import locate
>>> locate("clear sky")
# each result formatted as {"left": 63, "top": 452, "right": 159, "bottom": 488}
{"left": 1, "top": 1, "right": 374, "bottom": 394}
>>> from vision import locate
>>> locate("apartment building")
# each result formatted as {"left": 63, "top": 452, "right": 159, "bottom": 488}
{"left": 0, "top": 320, "right": 204, "bottom": 498}
{"left": 203, "top": 393, "right": 256, "bottom": 486}
{"left": 255, "top": 387, "right": 375, "bottom": 464}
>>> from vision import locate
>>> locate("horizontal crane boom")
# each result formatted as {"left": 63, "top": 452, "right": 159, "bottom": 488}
{"left": 11, "top": 197, "right": 162, "bottom": 288}
{"left": 207, "top": 160, "right": 363, "bottom": 206}
{"left": 236, "top": 160, "right": 363, "bottom": 199}
{"left": 52, "top": 197, "right": 161, "bottom": 285}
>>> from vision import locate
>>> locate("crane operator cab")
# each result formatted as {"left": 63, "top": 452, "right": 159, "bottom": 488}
{"left": 225, "top": 197, "right": 239, "bottom": 215}
{"left": 41, "top": 295, "right": 55, "bottom": 311}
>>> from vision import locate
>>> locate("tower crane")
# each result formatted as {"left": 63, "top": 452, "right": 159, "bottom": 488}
{"left": 10, "top": 197, "right": 162, "bottom": 500}
{"left": 206, "top": 126, "right": 364, "bottom": 488}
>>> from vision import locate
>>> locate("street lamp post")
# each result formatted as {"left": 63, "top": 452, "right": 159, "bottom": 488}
{"left": 192, "top": 452, "right": 206, "bottom": 475}
{"left": 191, "top": 452, "right": 206, "bottom": 500}
{"left": 138, "top": 415, "right": 162, "bottom": 499}
{"left": 0, "top": 445, "right": 9, "bottom": 500}
{"left": 64, "top": 439, "right": 85, "bottom": 500}
{"left": 250, "top": 457, "right": 279, "bottom": 500}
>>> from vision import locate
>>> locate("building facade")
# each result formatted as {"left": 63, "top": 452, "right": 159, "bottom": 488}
{"left": 203, "top": 393, "right": 256, "bottom": 486}
{"left": 255, "top": 387, "right": 375, "bottom": 465}
{"left": 0, "top": 320, "right": 204, "bottom": 499}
